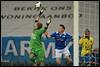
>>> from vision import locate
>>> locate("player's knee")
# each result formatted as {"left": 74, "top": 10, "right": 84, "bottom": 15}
{"left": 29, "top": 53, "right": 35, "bottom": 59}
{"left": 56, "top": 58, "right": 61, "bottom": 65}
{"left": 66, "top": 56, "right": 72, "bottom": 64}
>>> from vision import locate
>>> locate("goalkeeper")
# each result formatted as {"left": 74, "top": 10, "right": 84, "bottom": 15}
{"left": 29, "top": 17, "right": 51, "bottom": 66}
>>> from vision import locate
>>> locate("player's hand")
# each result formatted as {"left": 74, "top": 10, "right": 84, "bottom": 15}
{"left": 46, "top": 18, "right": 51, "bottom": 25}
{"left": 44, "top": 32, "right": 48, "bottom": 35}
{"left": 29, "top": 53, "right": 35, "bottom": 59}
{"left": 35, "top": 16, "right": 39, "bottom": 22}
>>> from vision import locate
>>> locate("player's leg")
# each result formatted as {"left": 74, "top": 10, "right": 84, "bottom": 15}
{"left": 32, "top": 63, "right": 37, "bottom": 66}
{"left": 30, "top": 55, "right": 38, "bottom": 66}
{"left": 79, "top": 56, "right": 84, "bottom": 66}
{"left": 66, "top": 55, "right": 71, "bottom": 64}
{"left": 36, "top": 47, "right": 45, "bottom": 66}
{"left": 39, "top": 62, "right": 45, "bottom": 66}
{"left": 55, "top": 49, "right": 62, "bottom": 65}
{"left": 63, "top": 47, "right": 72, "bottom": 65}
{"left": 84, "top": 54, "right": 91, "bottom": 66}
{"left": 56, "top": 58, "right": 61, "bottom": 65}
{"left": 29, "top": 47, "right": 44, "bottom": 66}
{"left": 29, "top": 52, "right": 38, "bottom": 66}
{"left": 36, "top": 62, "right": 44, "bottom": 66}
{"left": 29, "top": 49, "right": 38, "bottom": 66}
{"left": 90, "top": 54, "right": 96, "bottom": 66}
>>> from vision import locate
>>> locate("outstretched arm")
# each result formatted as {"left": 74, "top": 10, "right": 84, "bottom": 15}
{"left": 44, "top": 32, "right": 52, "bottom": 38}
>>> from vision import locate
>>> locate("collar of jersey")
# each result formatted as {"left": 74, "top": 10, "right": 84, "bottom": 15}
{"left": 56, "top": 31, "right": 66, "bottom": 35}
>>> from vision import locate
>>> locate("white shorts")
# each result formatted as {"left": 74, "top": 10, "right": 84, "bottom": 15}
{"left": 55, "top": 46, "right": 70, "bottom": 58}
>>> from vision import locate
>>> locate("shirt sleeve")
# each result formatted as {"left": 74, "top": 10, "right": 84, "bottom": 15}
{"left": 50, "top": 32, "right": 56, "bottom": 37}
{"left": 65, "top": 33, "right": 72, "bottom": 45}
{"left": 66, "top": 33, "right": 72, "bottom": 41}
{"left": 79, "top": 37, "right": 83, "bottom": 45}
{"left": 39, "top": 27, "right": 47, "bottom": 34}
{"left": 90, "top": 37, "right": 94, "bottom": 46}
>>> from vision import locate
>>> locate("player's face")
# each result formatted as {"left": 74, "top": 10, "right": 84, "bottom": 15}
{"left": 34, "top": 23, "right": 38, "bottom": 29}
{"left": 85, "top": 31, "right": 90, "bottom": 37}
{"left": 58, "top": 26, "right": 64, "bottom": 33}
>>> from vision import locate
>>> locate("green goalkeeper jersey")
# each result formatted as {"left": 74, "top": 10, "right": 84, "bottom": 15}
{"left": 31, "top": 28, "right": 46, "bottom": 41}
{"left": 29, "top": 27, "right": 46, "bottom": 64}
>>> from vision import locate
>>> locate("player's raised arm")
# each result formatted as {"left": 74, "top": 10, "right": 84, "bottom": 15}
{"left": 44, "top": 16, "right": 52, "bottom": 38}
{"left": 44, "top": 16, "right": 52, "bottom": 30}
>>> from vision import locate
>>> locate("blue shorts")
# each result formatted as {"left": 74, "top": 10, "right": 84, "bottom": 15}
{"left": 79, "top": 54, "right": 95, "bottom": 63}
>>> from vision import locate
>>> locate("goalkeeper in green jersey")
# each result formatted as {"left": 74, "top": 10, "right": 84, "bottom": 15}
{"left": 29, "top": 17, "right": 51, "bottom": 66}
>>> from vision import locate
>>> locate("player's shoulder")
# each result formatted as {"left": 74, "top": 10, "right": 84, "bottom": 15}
{"left": 65, "top": 32, "right": 72, "bottom": 36}
{"left": 90, "top": 36, "right": 94, "bottom": 40}
{"left": 54, "top": 31, "right": 59, "bottom": 34}
{"left": 51, "top": 31, "right": 58, "bottom": 35}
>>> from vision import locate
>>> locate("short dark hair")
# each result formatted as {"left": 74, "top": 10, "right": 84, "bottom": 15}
{"left": 59, "top": 24, "right": 65, "bottom": 30}
{"left": 85, "top": 29, "right": 90, "bottom": 32}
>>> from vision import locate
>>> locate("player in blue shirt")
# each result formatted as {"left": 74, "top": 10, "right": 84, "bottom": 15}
{"left": 45, "top": 24, "right": 73, "bottom": 66}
